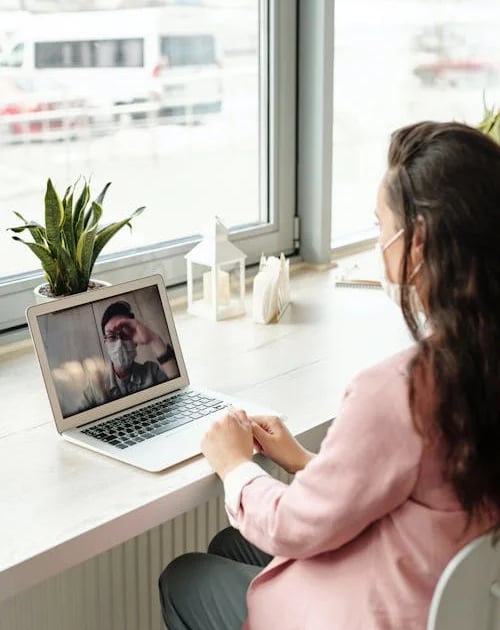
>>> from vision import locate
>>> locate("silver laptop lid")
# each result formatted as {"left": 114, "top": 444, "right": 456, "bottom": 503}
{"left": 26, "top": 275, "right": 189, "bottom": 433}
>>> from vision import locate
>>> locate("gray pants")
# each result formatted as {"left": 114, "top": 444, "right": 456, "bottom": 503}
{"left": 159, "top": 526, "right": 273, "bottom": 630}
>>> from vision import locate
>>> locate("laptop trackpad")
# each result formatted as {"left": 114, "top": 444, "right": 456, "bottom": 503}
{"left": 127, "top": 416, "right": 212, "bottom": 471}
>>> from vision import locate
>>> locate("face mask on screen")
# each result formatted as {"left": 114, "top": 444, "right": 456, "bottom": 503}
{"left": 106, "top": 339, "right": 137, "bottom": 371}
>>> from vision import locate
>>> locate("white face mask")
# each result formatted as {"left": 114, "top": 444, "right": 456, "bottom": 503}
{"left": 376, "top": 228, "right": 424, "bottom": 313}
{"left": 106, "top": 339, "right": 137, "bottom": 372}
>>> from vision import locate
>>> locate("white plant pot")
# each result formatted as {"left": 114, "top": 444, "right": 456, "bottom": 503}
{"left": 33, "top": 278, "right": 111, "bottom": 304}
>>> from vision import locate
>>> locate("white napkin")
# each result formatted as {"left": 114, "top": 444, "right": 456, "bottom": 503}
{"left": 252, "top": 253, "right": 290, "bottom": 324}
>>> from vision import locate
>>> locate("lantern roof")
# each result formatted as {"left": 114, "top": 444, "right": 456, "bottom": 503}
{"left": 185, "top": 217, "right": 247, "bottom": 265}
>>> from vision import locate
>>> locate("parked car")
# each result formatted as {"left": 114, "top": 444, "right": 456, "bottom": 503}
{"left": 0, "top": 74, "right": 87, "bottom": 138}
{"left": 413, "top": 58, "right": 499, "bottom": 88}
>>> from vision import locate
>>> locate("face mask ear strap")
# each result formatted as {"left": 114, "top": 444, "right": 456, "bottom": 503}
{"left": 382, "top": 228, "right": 404, "bottom": 252}
{"left": 409, "top": 260, "right": 424, "bottom": 280}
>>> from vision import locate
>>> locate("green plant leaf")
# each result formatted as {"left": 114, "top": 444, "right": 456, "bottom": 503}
{"left": 491, "top": 113, "right": 500, "bottom": 144}
{"left": 62, "top": 184, "right": 72, "bottom": 207}
{"left": 51, "top": 260, "right": 70, "bottom": 296}
{"left": 12, "top": 211, "right": 29, "bottom": 223}
{"left": 7, "top": 221, "right": 46, "bottom": 245}
{"left": 8, "top": 224, "right": 32, "bottom": 233}
{"left": 9, "top": 212, "right": 47, "bottom": 245}
{"left": 44, "top": 178, "right": 64, "bottom": 254}
{"left": 58, "top": 245, "right": 80, "bottom": 292}
{"left": 62, "top": 189, "right": 76, "bottom": 256}
{"left": 477, "top": 106, "right": 500, "bottom": 145}
{"left": 95, "top": 182, "right": 111, "bottom": 207}
{"left": 73, "top": 179, "right": 90, "bottom": 238}
{"left": 84, "top": 201, "right": 103, "bottom": 230}
{"left": 11, "top": 237, "right": 57, "bottom": 289}
{"left": 76, "top": 223, "right": 98, "bottom": 289}
{"left": 91, "top": 206, "right": 145, "bottom": 268}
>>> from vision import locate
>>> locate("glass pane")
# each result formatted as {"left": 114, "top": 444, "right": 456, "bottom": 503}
{"left": 331, "top": 0, "right": 500, "bottom": 244}
{"left": 0, "top": 2, "right": 261, "bottom": 280}
{"left": 160, "top": 35, "right": 216, "bottom": 66}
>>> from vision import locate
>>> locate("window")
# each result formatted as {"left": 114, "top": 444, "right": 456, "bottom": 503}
{"left": 35, "top": 39, "right": 145, "bottom": 68}
{"left": 160, "top": 35, "right": 216, "bottom": 67}
{"left": 331, "top": 0, "right": 500, "bottom": 247}
{"left": 0, "top": 1, "right": 297, "bottom": 333}
{"left": 10, "top": 42, "right": 24, "bottom": 67}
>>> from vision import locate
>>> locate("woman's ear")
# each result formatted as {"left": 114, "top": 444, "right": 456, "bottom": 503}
{"left": 411, "top": 215, "right": 426, "bottom": 265}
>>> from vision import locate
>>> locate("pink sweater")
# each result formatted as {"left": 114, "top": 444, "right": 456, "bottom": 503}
{"left": 235, "top": 348, "right": 492, "bottom": 630}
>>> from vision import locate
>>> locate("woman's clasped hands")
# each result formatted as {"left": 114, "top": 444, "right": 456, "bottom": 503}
{"left": 201, "top": 408, "right": 314, "bottom": 480}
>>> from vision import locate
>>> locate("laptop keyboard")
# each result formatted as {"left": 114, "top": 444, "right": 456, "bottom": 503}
{"left": 81, "top": 391, "right": 227, "bottom": 450}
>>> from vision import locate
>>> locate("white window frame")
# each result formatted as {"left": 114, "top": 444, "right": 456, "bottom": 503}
{"left": 296, "top": 0, "right": 378, "bottom": 263}
{"left": 0, "top": 0, "right": 297, "bottom": 334}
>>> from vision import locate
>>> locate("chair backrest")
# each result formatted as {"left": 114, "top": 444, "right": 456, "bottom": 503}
{"left": 427, "top": 533, "right": 500, "bottom": 630}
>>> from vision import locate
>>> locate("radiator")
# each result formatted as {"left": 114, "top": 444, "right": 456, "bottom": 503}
{"left": 0, "top": 468, "right": 292, "bottom": 630}
{"left": 0, "top": 495, "right": 229, "bottom": 630}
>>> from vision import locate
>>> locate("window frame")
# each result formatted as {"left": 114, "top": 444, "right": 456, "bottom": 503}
{"left": 0, "top": 0, "right": 297, "bottom": 334}
{"left": 296, "top": 0, "right": 379, "bottom": 262}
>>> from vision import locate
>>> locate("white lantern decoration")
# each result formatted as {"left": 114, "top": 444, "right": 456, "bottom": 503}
{"left": 185, "top": 217, "right": 247, "bottom": 320}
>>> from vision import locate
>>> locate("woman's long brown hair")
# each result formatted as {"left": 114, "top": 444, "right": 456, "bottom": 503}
{"left": 386, "top": 121, "right": 500, "bottom": 525}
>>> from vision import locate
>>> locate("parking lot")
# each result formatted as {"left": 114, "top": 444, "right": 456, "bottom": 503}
{"left": 0, "top": 62, "right": 260, "bottom": 278}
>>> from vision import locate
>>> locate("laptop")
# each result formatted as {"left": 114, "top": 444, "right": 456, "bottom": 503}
{"left": 26, "top": 274, "right": 278, "bottom": 472}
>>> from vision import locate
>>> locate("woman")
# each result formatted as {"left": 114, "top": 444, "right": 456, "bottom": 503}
{"left": 159, "top": 121, "right": 500, "bottom": 629}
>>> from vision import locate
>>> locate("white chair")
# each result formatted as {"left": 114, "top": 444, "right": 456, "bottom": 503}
{"left": 427, "top": 533, "right": 500, "bottom": 630}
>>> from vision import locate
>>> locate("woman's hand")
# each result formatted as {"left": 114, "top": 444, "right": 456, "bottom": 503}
{"left": 201, "top": 408, "right": 254, "bottom": 480}
{"left": 250, "top": 415, "right": 314, "bottom": 474}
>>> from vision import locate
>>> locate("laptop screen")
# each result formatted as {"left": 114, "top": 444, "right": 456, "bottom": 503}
{"left": 36, "top": 284, "right": 181, "bottom": 419}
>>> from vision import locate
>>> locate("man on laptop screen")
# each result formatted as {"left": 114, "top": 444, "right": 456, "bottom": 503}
{"left": 82, "top": 299, "right": 179, "bottom": 408}
{"left": 46, "top": 286, "right": 180, "bottom": 417}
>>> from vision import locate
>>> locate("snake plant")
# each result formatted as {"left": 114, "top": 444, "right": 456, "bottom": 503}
{"left": 8, "top": 177, "right": 145, "bottom": 297}
{"left": 477, "top": 105, "right": 500, "bottom": 144}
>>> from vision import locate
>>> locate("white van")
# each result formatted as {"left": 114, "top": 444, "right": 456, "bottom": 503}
{"left": 0, "top": 7, "right": 223, "bottom": 116}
